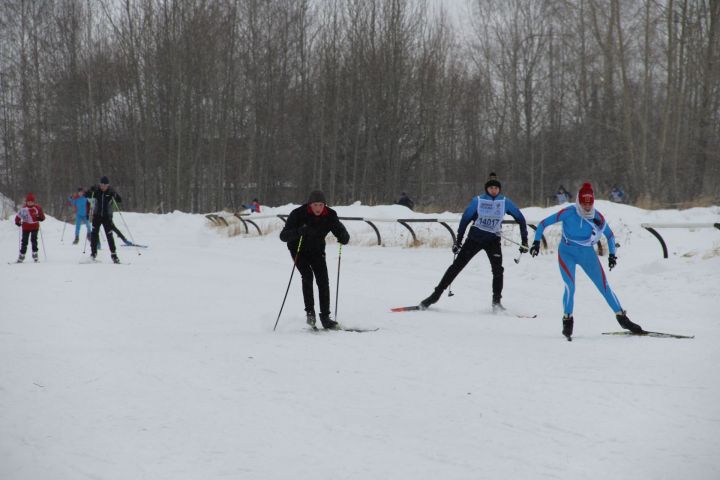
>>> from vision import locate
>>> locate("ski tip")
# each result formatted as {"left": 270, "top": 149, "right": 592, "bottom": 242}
{"left": 391, "top": 306, "right": 419, "bottom": 312}
{"left": 341, "top": 327, "right": 379, "bottom": 333}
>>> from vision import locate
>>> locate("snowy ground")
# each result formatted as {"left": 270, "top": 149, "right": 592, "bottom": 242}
{"left": 1, "top": 201, "right": 719, "bottom": 480}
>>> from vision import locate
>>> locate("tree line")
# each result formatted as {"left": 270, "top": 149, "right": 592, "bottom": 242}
{"left": 1, "top": 0, "right": 718, "bottom": 215}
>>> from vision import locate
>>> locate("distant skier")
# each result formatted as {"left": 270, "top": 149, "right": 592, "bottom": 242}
{"left": 86, "top": 176, "right": 122, "bottom": 263}
{"left": 279, "top": 190, "right": 350, "bottom": 329}
{"left": 14, "top": 193, "right": 46, "bottom": 262}
{"left": 529, "top": 182, "right": 643, "bottom": 340}
{"left": 419, "top": 172, "right": 528, "bottom": 311}
{"left": 67, "top": 187, "right": 91, "bottom": 244}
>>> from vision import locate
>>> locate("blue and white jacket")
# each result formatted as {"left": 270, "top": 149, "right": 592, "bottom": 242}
{"left": 534, "top": 205, "right": 617, "bottom": 255}
{"left": 457, "top": 194, "right": 528, "bottom": 244}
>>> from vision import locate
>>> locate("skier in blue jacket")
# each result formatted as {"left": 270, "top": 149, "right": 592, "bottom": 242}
{"left": 68, "top": 187, "right": 91, "bottom": 244}
{"left": 419, "top": 173, "right": 528, "bottom": 311}
{"left": 529, "top": 182, "right": 643, "bottom": 340}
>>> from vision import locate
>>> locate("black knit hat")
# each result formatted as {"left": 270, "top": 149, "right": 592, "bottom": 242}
{"left": 484, "top": 172, "right": 501, "bottom": 191}
{"left": 100, "top": 176, "right": 110, "bottom": 184}
{"left": 307, "top": 190, "right": 326, "bottom": 204}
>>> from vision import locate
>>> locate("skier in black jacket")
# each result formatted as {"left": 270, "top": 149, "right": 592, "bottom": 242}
{"left": 279, "top": 190, "right": 350, "bottom": 329}
{"left": 86, "top": 176, "right": 122, "bottom": 263}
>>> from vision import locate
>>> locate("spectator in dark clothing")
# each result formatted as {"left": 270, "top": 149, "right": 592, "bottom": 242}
{"left": 555, "top": 186, "right": 571, "bottom": 204}
{"left": 609, "top": 185, "right": 627, "bottom": 203}
{"left": 279, "top": 190, "right": 350, "bottom": 330}
{"left": 396, "top": 192, "right": 415, "bottom": 210}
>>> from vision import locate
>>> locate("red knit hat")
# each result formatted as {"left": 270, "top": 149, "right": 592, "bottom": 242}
{"left": 578, "top": 182, "right": 594, "bottom": 205}
{"left": 26, "top": 192, "right": 36, "bottom": 202}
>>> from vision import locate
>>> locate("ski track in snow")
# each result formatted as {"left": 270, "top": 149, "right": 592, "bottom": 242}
{"left": 1, "top": 201, "right": 719, "bottom": 480}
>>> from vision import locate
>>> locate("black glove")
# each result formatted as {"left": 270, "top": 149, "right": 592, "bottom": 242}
{"left": 520, "top": 238, "right": 529, "bottom": 254}
{"left": 529, "top": 240, "right": 540, "bottom": 257}
{"left": 297, "top": 224, "right": 311, "bottom": 238}
{"left": 452, "top": 240, "right": 462, "bottom": 255}
{"left": 338, "top": 231, "right": 350, "bottom": 245}
{"left": 608, "top": 254, "right": 617, "bottom": 270}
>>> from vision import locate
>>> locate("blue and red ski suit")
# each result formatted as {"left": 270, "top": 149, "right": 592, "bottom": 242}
{"left": 533, "top": 205, "right": 622, "bottom": 315}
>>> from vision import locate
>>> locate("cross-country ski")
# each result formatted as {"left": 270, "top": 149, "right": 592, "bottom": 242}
{"left": 602, "top": 331, "right": 695, "bottom": 339}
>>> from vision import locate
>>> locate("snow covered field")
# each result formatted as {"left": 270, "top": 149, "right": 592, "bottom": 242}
{"left": 1, "top": 200, "right": 719, "bottom": 479}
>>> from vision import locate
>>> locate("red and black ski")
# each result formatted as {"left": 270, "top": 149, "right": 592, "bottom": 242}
{"left": 390, "top": 306, "right": 422, "bottom": 312}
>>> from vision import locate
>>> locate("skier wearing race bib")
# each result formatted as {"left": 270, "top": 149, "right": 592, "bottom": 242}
{"left": 419, "top": 173, "right": 528, "bottom": 311}
{"left": 14, "top": 193, "right": 46, "bottom": 262}
{"left": 529, "top": 182, "right": 643, "bottom": 340}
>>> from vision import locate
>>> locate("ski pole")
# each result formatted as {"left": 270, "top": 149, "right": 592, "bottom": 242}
{"left": 274, "top": 236, "right": 304, "bottom": 332}
{"left": 39, "top": 225, "right": 47, "bottom": 261}
{"left": 83, "top": 193, "right": 94, "bottom": 254}
{"left": 497, "top": 233, "right": 528, "bottom": 264}
{"left": 448, "top": 253, "right": 457, "bottom": 297}
{"left": 112, "top": 198, "right": 140, "bottom": 256}
{"left": 335, "top": 244, "right": 342, "bottom": 322}
{"left": 83, "top": 223, "right": 91, "bottom": 254}
{"left": 60, "top": 200, "right": 68, "bottom": 243}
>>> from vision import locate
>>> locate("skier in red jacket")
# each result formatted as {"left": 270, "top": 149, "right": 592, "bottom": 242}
{"left": 14, "top": 193, "right": 46, "bottom": 262}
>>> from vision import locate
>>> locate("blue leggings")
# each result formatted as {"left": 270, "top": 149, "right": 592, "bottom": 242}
{"left": 75, "top": 214, "right": 91, "bottom": 237}
{"left": 557, "top": 242, "right": 622, "bottom": 315}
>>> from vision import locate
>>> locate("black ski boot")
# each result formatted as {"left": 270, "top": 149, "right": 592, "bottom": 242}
{"left": 32, "top": 252, "right": 39, "bottom": 262}
{"left": 16, "top": 254, "right": 25, "bottom": 263}
{"left": 492, "top": 296, "right": 505, "bottom": 313}
{"left": 306, "top": 312, "right": 317, "bottom": 328}
{"left": 420, "top": 287, "right": 443, "bottom": 310}
{"left": 616, "top": 311, "right": 643, "bottom": 334}
{"left": 320, "top": 313, "right": 339, "bottom": 330}
{"left": 562, "top": 314, "right": 574, "bottom": 340}
{"left": 73, "top": 236, "right": 79, "bottom": 245}
{"left": 111, "top": 253, "right": 120, "bottom": 264}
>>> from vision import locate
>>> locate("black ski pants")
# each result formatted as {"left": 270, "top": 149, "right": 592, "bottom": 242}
{"left": 292, "top": 250, "right": 331, "bottom": 316}
{"left": 20, "top": 230, "right": 39, "bottom": 254}
{"left": 436, "top": 235, "right": 504, "bottom": 301}
{"left": 91, "top": 216, "right": 117, "bottom": 255}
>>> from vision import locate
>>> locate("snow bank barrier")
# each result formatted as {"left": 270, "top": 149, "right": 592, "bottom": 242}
{"left": 641, "top": 222, "right": 720, "bottom": 258}
{"left": 207, "top": 212, "right": 546, "bottom": 248}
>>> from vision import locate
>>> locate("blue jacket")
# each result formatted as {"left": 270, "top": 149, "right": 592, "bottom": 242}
{"left": 68, "top": 194, "right": 89, "bottom": 217}
{"left": 457, "top": 194, "right": 528, "bottom": 244}
{"left": 534, "top": 206, "right": 617, "bottom": 255}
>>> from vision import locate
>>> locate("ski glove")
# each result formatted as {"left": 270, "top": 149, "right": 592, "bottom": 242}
{"left": 452, "top": 240, "right": 462, "bottom": 255}
{"left": 608, "top": 254, "right": 617, "bottom": 270}
{"left": 297, "top": 224, "right": 311, "bottom": 238}
{"left": 337, "top": 231, "right": 350, "bottom": 245}
{"left": 529, "top": 240, "right": 541, "bottom": 257}
{"left": 520, "top": 238, "right": 529, "bottom": 254}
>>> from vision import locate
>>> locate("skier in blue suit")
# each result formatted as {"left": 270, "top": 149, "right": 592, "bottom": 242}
{"left": 529, "top": 182, "right": 643, "bottom": 340}
{"left": 68, "top": 187, "right": 91, "bottom": 244}
{"left": 419, "top": 173, "right": 528, "bottom": 311}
